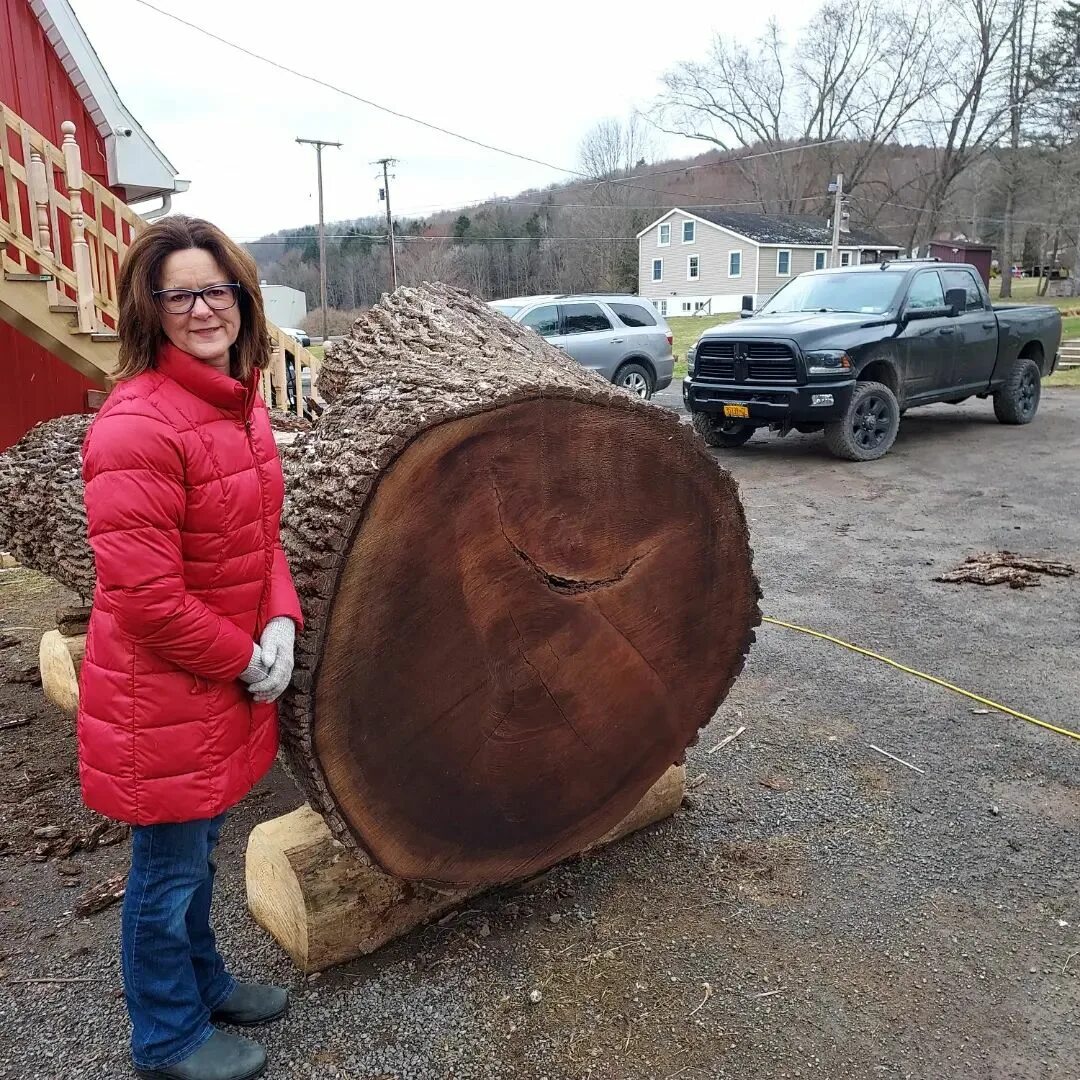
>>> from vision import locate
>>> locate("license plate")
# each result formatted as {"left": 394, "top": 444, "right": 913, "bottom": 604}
{"left": 723, "top": 404, "right": 750, "bottom": 419}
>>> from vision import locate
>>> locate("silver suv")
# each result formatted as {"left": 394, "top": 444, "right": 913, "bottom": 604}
{"left": 489, "top": 295, "right": 674, "bottom": 400}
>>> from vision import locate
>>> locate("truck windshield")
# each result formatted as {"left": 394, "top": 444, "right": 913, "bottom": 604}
{"left": 760, "top": 272, "right": 904, "bottom": 315}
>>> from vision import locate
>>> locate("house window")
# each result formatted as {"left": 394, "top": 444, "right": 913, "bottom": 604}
{"left": 840, "top": 251, "right": 852, "bottom": 267}
{"left": 658, "top": 223, "right": 671, "bottom": 246}
{"left": 652, "top": 258, "right": 663, "bottom": 282}
{"left": 682, "top": 221, "right": 695, "bottom": 243}
{"left": 777, "top": 250, "right": 791, "bottom": 276}
{"left": 729, "top": 251, "right": 742, "bottom": 278}
{"left": 682, "top": 301, "right": 692, "bottom": 312}
{"left": 695, "top": 301, "right": 707, "bottom": 312}
{"left": 815, "top": 250, "right": 827, "bottom": 270}
{"left": 657, "top": 299, "right": 668, "bottom": 316}
{"left": 687, "top": 255, "right": 700, "bottom": 281}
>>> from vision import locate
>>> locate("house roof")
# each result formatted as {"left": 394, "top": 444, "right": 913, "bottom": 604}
{"left": 638, "top": 207, "right": 900, "bottom": 250}
{"left": 29, "top": 0, "right": 188, "bottom": 203}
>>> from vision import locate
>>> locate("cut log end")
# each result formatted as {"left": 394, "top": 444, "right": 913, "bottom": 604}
{"left": 309, "top": 396, "right": 756, "bottom": 886}
{"left": 246, "top": 764, "right": 685, "bottom": 973}
{"left": 39, "top": 630, "right": 85, "bottom": 718}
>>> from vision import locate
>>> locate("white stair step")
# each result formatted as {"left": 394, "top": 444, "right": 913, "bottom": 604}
{"left": 4, "top": 271, "right": 53, "bottom": 283}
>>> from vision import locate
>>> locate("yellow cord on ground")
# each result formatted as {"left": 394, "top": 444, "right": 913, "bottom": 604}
{"left": 762, "top": 616, "right": 1080, "bottom": 743}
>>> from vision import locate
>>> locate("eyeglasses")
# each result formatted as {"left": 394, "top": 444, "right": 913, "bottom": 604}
{"left": 152, "top": 283, "right": 241, "bottom": 315}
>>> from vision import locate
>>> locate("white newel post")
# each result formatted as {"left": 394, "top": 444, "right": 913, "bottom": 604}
{"left": 28, "top": 149, "right": 59, "bottom": 308}
{"left": 60, "top": 121, "right": 96, "bottom": 333}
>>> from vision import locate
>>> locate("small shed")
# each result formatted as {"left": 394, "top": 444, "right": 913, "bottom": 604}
{"left": 929, "top": 241, "right": 993, "bottom": 288}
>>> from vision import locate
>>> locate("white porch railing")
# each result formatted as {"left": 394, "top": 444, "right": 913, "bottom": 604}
{"left": 0, "top": 103, "right": 318, "bottom": 415}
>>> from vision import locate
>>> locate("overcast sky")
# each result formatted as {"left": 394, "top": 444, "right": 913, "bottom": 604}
{"left": 72, "top": 0, "right": 812, "bottom": 239}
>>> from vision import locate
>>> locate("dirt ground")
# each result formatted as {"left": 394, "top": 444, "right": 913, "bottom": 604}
{"left": 1, "top": 392, "right": 1078, "bottom": 1080}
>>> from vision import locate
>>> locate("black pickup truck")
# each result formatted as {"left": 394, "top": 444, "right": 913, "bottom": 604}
{"left": 684, "top": 260, "right": 1062, "bottom": 461}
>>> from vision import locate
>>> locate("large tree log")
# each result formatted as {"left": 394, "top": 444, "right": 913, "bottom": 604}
{"left": 0, "top": 283, "right": 760, "bottom": 888}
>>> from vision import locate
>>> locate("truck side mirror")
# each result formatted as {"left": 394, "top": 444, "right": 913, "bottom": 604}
{"left": 945, "top": 288, "right": 966, "bottom": 317}
{"left": 740, "top": 295, "right": 754, "bottom": 319}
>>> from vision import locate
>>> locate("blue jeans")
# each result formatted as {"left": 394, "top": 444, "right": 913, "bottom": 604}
{"left": 121, "top": 813, "right": 237, "bottom": 1070}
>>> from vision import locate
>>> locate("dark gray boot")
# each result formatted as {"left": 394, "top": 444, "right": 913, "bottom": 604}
{"left": 134, "top": 1029, "right": 266, "bottom": 1080}
{"left": 211, "top": 982, "right": 289, "bottom": 1026}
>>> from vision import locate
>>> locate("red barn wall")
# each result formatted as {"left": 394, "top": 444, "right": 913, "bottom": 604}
{"left": 0, "top": 323, "right": 96, "bottom": 450}
{"left": 1, "top": 0, "right": 117, "bottom": 449}
{"left": 0, "top": 0, "right": 109, "bottom": 185}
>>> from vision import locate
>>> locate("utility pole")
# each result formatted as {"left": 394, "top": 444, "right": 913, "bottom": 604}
{"left": 296, "top": 137, "right": 342, "bottom": 343}
{"left": 375, "top": 157, "right": 398, "bottom": 290}
{"left": 829, "top": 173, "right": 844, "bottom": 269}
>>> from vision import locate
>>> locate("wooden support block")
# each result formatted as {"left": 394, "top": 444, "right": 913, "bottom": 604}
{"left": 246, "top": 764, "right": 685, "bottom": 973}
{"left": 39, "top": 629, "right": 85, "bottom": 717}
{"left": 56, "top": 605, "right": 92, "bottom": 637}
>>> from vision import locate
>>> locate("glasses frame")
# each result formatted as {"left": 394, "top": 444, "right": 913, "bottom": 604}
{"left": 152, "top": 282, "right": 242, "bottom": 315}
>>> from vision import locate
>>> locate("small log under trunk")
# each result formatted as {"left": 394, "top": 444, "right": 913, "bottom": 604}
{"left": 246, "top": 764, "right": 685, "bottom": 973}
{"left": 38, "top": 630, "right": 85, "bottom": 717}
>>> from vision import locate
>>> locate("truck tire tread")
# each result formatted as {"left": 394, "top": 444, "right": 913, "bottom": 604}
{"left": 993, "top": 358, "right": 1041, "bottom": 424}
{"left": 823, "top": 381, "right": 900, "bottom": 462}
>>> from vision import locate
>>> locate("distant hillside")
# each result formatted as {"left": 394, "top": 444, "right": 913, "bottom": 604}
{"left": 245, "top": 141, "right": 1015, "bottom": 325}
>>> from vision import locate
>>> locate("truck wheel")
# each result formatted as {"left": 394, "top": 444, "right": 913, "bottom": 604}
{"left": 993, "top": 358, "right": 1041, "bottom": 424}
{"left": 824, "top": 381, "right": 900, "bottom": 461}
{"left": 692, "top": 412, "right": 755, "bottom": 448}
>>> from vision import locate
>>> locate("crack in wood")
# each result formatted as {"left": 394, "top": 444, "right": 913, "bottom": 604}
{"left": 489, "top": 476, "right": 645, "bottom": 594}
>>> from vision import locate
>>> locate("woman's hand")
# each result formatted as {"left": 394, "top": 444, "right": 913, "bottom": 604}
{"left": 248, "top": 617, "right": 296, "bottom": 703}
{"left": 238, "top": 642, "right": 270, "bottom": 685}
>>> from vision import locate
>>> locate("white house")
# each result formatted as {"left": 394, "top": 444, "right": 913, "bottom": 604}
{"left": 637, "top": 208, "right": 902, "bottom": 315}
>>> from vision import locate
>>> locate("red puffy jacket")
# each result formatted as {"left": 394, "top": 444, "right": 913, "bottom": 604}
{"left": 78, "top": 343, "right": 302, "bottom": 825}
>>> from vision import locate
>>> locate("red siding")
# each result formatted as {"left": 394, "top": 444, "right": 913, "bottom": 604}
{"left": 1, "top": 0, "right": 116, "bottom": 446}
{"left": 0, "top": 0, "right": 108, "bottom": 184}
{"left": 0, "top": 321, "right": 96, "bottom": 451}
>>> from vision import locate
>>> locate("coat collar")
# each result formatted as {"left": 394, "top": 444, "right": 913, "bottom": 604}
{"left": 156, "top": 342, "right": 257, "bottom": 417}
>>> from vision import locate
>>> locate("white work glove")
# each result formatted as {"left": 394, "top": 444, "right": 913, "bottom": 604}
{"left": 247, "top": 616, "right": 296, "bottom": 704}
{"left": 238, "top": 642, "right": 269, "bottom": 685}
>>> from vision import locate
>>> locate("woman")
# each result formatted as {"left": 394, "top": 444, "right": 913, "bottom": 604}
{"left": 79, "top": 215, "right": 302, "bottom": 1080}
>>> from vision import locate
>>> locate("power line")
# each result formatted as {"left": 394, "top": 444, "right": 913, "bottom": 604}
{"left": 129, "top": 0, "right": 845, "bottom": 217}
{"left": 130, "top": 0, "right": 580, "bottom": 176}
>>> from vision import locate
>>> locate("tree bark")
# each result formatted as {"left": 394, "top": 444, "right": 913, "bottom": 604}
{"left": 0, "top": 283, "right": 760, "bottom": 888}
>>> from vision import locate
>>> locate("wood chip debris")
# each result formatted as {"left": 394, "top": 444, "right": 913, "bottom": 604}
{"left": 6, "top": 665, "right": 41, "bottom": 686}
{"left": 0, "top": 715, "right": 31, "bottom": 731}
{"left": 936, "top": 551, "right": 1076, "bottom": 589}
{"left": 687, "top": 981, "right": 713, "bottom": 1017}
{"left": 74, "top": 874, "right": 126, "bottom": 917}
{"left": 708, "top": 726, "right": 746, "bottom": 754}
{"left": 869, "top": 744, "right": 926, "bottom": 775}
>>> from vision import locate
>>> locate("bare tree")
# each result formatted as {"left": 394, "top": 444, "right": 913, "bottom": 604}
{"left": 891, "top": 0, "right": 1052, "bottom": 250}
{"left": 578, "top": 116, "right": 655, "bottom": 185}
{"left": 650, "top": 0, "right": 939, "bottom": 213}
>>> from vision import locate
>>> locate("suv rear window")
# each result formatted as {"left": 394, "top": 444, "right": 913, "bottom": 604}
{"left": 609, "top": 302, "right": 656, "bottom": 328}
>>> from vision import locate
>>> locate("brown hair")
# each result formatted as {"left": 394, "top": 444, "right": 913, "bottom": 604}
{"left": 114, "top": 215, "right": 271, "bottom": 382}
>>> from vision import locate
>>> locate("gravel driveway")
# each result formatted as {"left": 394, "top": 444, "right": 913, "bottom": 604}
{"left": 1, "top": 392, "right": 1078, "bottom": 1080}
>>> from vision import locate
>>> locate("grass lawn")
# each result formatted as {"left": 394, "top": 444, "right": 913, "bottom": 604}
{"left": 1045, "top": 367, "right": 1080, "bottom": 388}
{"left": 306, "top": 344, "right": 325, "bottom": 361}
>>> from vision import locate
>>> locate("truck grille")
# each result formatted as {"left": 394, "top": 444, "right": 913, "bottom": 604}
{"left": 696, "top": 340, "right": 798, "bottom": 383}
